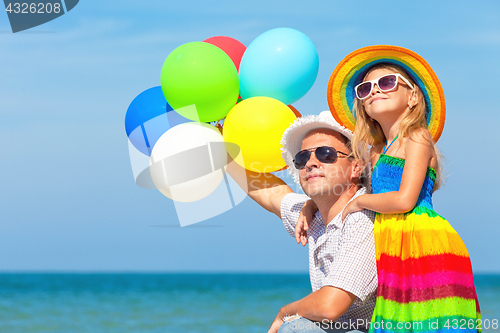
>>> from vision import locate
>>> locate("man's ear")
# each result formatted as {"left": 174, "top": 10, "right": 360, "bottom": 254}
{"left": 350, "top": 158, "right": 364, "bottom": 180}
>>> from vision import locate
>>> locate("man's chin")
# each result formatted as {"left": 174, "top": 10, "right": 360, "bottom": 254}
{"left": 303, "top": 183, "right": 348, "bottom": 197}
{"left": 303, "top": 185, "right": 329, "bottom": 197}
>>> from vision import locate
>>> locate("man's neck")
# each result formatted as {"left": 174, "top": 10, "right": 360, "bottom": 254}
{"left": 312, "top": 184, "right": 360, "bottom": 227}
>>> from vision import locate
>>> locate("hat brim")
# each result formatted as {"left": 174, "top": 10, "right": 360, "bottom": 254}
{"left": 281, "top": 111, "right": 353, "bottom": 186}
{"left": 327, "top": 45, "right": 446, "bottom": 142}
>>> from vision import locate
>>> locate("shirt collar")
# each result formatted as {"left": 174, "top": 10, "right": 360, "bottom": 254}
{"left": 326, "top": 186, "right": 368, "bottom": 230}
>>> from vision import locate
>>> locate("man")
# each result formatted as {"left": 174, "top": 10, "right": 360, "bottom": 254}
{"left": 227, "top": 111, "right": 377, "bottom": 333}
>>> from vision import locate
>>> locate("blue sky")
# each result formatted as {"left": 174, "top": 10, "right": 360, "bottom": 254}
{"left": 1, "top": 0, "right": 499, "bottom": 273}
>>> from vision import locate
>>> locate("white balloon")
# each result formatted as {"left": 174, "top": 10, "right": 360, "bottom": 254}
{"left": 149, "top": 122, "right": 227, "bottom": 202}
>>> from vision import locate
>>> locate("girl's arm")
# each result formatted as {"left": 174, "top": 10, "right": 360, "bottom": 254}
{"left": 342, "top": 129, "right": 434, "bottom": 220}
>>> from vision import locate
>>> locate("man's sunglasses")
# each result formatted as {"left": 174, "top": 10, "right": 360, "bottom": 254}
{"left": 293, "top": 146, "right": 350, "bottom": 170}
{"left": 354, "top": 73, "right": 414, "bottom": 100}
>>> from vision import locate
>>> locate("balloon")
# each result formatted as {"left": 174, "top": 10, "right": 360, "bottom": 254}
{"left": 161, "top": 42, "right": 239, "bottom": 123}
{"left": 288, "top": 105, "right": 302, "bottom": 118}
{"left": 149, "top": 122, "right": 227, "bottom": 202}
{"left": 239, "top": 28, "right": 319, "bottom": 105}
{"left": 125, "top": 86, "right": 174, "bottom": 156}
{"left": 223, "top": 97, "right": 296, "bottom": 173}
{"left": 203, "top": 36, "right": 246, "bottom": 72}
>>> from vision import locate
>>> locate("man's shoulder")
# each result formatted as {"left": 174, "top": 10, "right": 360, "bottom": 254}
{"left": 280, "top": 193, "right": 317, "bottom": 238}
{"left": 282, "top": 192, "right": 309, "bottom": 202}
{"left": 281, "top": 192, "right": 310, "bottom": 213}
{"left": 348, "top": 187, "right": 376, "bottom": 222}
{"left": 347, "top": 208, "right": 376, "bottom": 223}
{"left": 328, "top": 187, "right": 375, "bottom": 229}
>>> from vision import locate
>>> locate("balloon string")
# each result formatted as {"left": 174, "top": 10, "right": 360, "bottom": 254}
{"left": 216, "top": 118, "right": 225, "bottom": 135}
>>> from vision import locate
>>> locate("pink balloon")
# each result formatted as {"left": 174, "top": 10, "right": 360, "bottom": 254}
{"left": 204, "top": 36, "right": 246, "bottom": 72}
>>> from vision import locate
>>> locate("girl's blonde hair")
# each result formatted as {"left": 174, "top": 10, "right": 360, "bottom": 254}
{"left": 351, "top": 63, "right": 443, "bottom": 190}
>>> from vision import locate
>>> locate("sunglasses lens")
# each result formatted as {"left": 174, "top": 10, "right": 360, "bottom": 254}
{"left": 293, "top": 150, "right": 311, "bottom": 169}
{"left": 315, "top": 147, "right": 338, "bottom": 163}
{"left": 294, "top": 147, "right": 341, "bottom": 169}
{"left": 356, "top": 82, "right": 372, "bottom": 99}
{"left": 378, "top": 74, "right": 398, "bottom": 91}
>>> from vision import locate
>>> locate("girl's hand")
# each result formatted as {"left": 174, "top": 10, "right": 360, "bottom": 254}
{"left": 295, "top": 200, "right": 317, "bottom": 246}
{"left": 342, "top": 198, "right": 362, "bottom": 221}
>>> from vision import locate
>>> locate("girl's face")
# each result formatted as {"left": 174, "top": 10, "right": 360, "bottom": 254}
{"left": 361, "top": 68, "right": 413, "bottom": 123}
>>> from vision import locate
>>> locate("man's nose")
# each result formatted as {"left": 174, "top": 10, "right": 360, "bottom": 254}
{"left": 305, "top": 152, "right": 320, "bottom": 169}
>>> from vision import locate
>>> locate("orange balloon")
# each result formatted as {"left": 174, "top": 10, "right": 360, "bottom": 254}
{"left": 275, "top": 165, "right": 289, "bottom": 172}
{"left": 288, "top": 105, "right": 302, "bottom": 118}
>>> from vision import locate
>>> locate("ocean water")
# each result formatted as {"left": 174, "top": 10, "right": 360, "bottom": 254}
{"left": 0, "top": 273, "right": 498, "bottom": 333}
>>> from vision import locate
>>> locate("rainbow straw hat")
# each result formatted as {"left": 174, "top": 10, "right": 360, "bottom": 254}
{"left": 327, "top": 45, "right": 446, "bottom": 142}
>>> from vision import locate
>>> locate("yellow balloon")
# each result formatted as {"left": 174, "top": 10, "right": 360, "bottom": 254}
{"left": 223, "top": 97, "right": 297, "bottom": 173}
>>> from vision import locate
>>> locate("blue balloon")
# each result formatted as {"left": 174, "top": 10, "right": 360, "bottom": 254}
{"left": 239, "top": 28, "right": 319, "bottom": 105}
{"left": 125, "top": 86, "right": 175, "bottom": 156}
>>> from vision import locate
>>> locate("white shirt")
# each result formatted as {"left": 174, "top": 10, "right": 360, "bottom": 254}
{"left": 280, "top": 187, "right": 377, "bottom": 329}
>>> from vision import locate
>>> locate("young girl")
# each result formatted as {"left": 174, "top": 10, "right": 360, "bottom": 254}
{"left": 297, "top": 45, "right": 481, "bottom": 332}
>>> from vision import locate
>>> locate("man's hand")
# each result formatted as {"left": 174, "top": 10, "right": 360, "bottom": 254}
{"left": 268, "top": 313, "right": 284, "bottom": 333}
{"left": 268, "top": 286, "right": 355, "bottom": 332}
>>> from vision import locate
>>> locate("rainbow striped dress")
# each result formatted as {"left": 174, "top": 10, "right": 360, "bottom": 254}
{"left": 370, "top": 154, "right": 481, "bottom": 333}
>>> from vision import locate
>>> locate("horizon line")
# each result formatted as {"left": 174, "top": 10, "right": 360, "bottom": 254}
{"left": 0, "top": 270, "right": 499, "bottom": 276}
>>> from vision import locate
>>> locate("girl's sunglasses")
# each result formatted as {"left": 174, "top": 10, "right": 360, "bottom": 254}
{"left": 293, "top": 146, "right": 349, "bottom": 170}
{"left": 354, "top": 73, "right": 414, "bottom": 100}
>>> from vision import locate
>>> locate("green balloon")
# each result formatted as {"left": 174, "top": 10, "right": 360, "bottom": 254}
{"left": 161, "top": 42, "right": 240, "bottom": 123}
